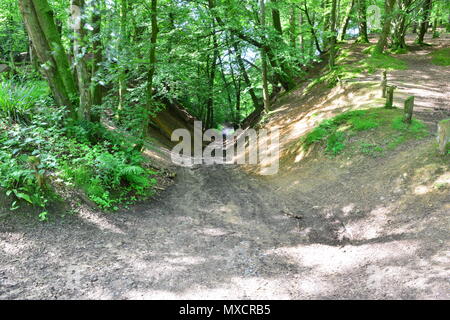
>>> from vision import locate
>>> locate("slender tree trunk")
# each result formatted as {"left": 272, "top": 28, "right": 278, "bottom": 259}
{"left": 299, "top": 11, "right": 305, "bottom": 53}
{"left": 417, "top": 0, "right": 433, "bottom": 44}
{"left": 373, "top": 0, "right": 396, "bottom": 55}
{"left": 144, "top": 0, "right": 159, "bottom": 135}
{"left": 217, "top": 54, "right": 234, "bottom": 115}
{"left": 302, "top": 1, "right": 324, "bottom": 54}
{"left": 260, "top": 0, "right": 270, "bottom": 112}
{"left": 117, "top": 0, "right": 128, "bottom": 120}
{"left": 271, "top": 0, "right": 283, "bottom": 35}
{"left": 232, "top": 40, "right": 260, "bottom": 112}
{"left": 227, "top": 50, "right": 241, "bottom": 123}
{"left": 91, "top": 0, "right": 103, "bottom": 114}
{"left": 356, "top": 0, "right": 369, "bottom": 43}
{"left": 289, "top": 5, "right": 297, "bottom": 48}
{"left": 338, "top": 0, "right": 355, "bottom": 41}
{"left": 72, "top": 0, "right": 93, "bottom": 121}
{"left": 329, "top": 0, "right": 338, "bottom": 68}
{"left": 322, "top": 0, "right": 331, "bottom": 48}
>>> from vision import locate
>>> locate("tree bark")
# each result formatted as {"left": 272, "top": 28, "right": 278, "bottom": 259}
{"left": 31, "top": 0, "right": 78, "bottom": 98}
{"left": 144, "top": 0, "right": 159, "bottom": 135}
{"left": 18, "top": 0, "right": 76, "bottom": 116}
{"left": 271, "top": 0, "right": 283, "bottom": 35}
{"left": 232, "top": 40, "right": 261, "bottom": 112}
{"left": 329, "top": 0, "right": 338, "bottom": 68}
{"left": 417, "top": 0, "right": 433, "bottom": 44}
{"left": 301, "top": 1, "right": 324, "bottom": 54}
{"left": 373, "top": 0, "right": 396, "bottom": 55}
{"left": 356, "top": 0, "right": 369, "bottom": 43}
{"left": 260, "top": 0, "right": 270, "bottom": 112}
{"left": 338, "top": 0, "right": 355, "bottom": 41}
{"left": 72, "top": 0, "right": 93, "bottom": 121}
{"left": 91, "top": 0, "right": 103, "bottom": 113}
{"left": 117, "top": 0, "right": 128, "bottom": 120}
{"left": 289, "top": 5, "right": 297, "bottom": 48}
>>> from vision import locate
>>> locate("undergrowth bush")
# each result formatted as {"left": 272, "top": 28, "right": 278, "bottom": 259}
{"left": 0, "top": 78, "right": 49, "bottom": 123}
{"left": 0, "top": 80, "right": 159, "bottom": 219}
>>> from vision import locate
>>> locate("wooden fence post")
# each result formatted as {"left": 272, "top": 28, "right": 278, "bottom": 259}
{"left": 403, "top": 96, "right": 414, "bottom": 124}
{"left": 381, "top": 70, "right": 387, "bottom": 98}
{"left": 385, "top": 85, "right": 395, "bottom": 108}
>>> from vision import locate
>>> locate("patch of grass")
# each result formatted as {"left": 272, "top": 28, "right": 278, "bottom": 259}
{"left": 430, "top": 48, "right": 450, "bottom": 66}
{"left": 360, "top": 53, "right": 407, "bottom": 73}
{"left": 303, "top": 109, "right": 383, "bottom": 155}
{"left": 359, "top": 142, "right": 384, "bottom": 157}
{"left": 0, "top": 79, "right": 49, "bottom": 123}
{"left": 391, "top": 47, "right": 408, "bottom": 55}
{"left": 302, "top": 108, "right": 429, "bottom": 157}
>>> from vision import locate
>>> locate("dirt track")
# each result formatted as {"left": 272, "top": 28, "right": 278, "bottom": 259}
{"left": 0, "top": 35, "right": 449, "bottom": 300}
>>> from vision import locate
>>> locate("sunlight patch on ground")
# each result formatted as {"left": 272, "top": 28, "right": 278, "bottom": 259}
{"left": 345, "top": 205, "right": 393, "bottom": 240}
{"left": 0, "top": 234, "right": 28, "bottom": 255}
{"left": 268, "top": 240, "right": 420, "bottom": 274}
{"left": 77, "top": 208, "right": 125, "bottom": 234}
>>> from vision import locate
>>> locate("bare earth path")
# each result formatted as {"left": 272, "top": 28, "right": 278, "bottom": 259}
{"left": 0, "top": 36, "right": 449, "bottom": 299}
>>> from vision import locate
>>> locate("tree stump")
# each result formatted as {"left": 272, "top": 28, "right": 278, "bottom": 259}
{"left": 385, "top": 85, "right": 395, "bottom": 108}
{"left": 437, "top": 119, "right": 450, "bottom": 155}
{"left": 403, "top": 96, "right": 414, "bottom": 124}
{"left": 381, "top": 70, "right": 387, "bottom": 98}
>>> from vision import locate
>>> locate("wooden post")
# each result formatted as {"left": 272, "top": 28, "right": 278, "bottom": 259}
{"left": 381, "top": 70, "right": 387, "bottom": 98}
{"left": 385, "top": 85, "right": 395, "bottom": 108}
{"left": 403, "top": 96, "right": 414, "bottom": 124}
{"left": 437, "top": 119, "right": 450, "bottom": 155}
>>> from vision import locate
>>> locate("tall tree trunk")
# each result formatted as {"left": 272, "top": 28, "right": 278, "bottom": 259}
{"left": 356, "top": 0, "right": 369, "bottom": 43}
{"left": 72, "top": 0, "right": 93, "bottom": 121}
{"left": 206, "top": 28, "right": 218, "bottom": 129}
{"left": 299, "top": 11, "right": 305, "bottom": 53}
{"left": 391, "top": 0, "right": 411, "bottom": 50}
{"left": 144, "top": 0, "right": 159, "bottom": 135}
{"left": 289, "top": 5, "right": 297, "bottom": 48}
{"left": 227, "top": 49, "right": 241, "bottom": 123}
{"left": 338, "top": 0, "right": 355, "bottom": 41}
{"left": 117, "top": 0, "right": 128, "bottom": 120}
{"left": 302, "top": 1, "right": 324, "bottom": 54}
{"left": 91, "top": 0, "right": 103, "bottom": 115}
{"left": 18, "top": 0, "right": 76, "bottom": 116}
{"left": 232, "top": 40, "right": 260, "bottom": 112}
{"left": 217, "top": 54, "right": 234, "bottom": 116}
{"left": 260, "top": 0, "right": 270, "bottom": 112}
{"left": 417, "top": 0, "right": 433, "bottom": 44}
{"left": 322, "top": 0, "right": 331, "bottom": 48}
{"left": 329, "top": 0, "right": 338, "bottom": 68}
{"left": 373, "top": 0, "right": 396, "bottom": 55}
{"left": 271, "top": 0, "right": 283, "bottom": 35}
{"left": 32, "top": 0, "right": 78, "bottom": 98}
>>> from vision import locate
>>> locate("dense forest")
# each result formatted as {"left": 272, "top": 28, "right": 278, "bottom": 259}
{"left": 2, "top": 0, "right": 449, "bottom": 126}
